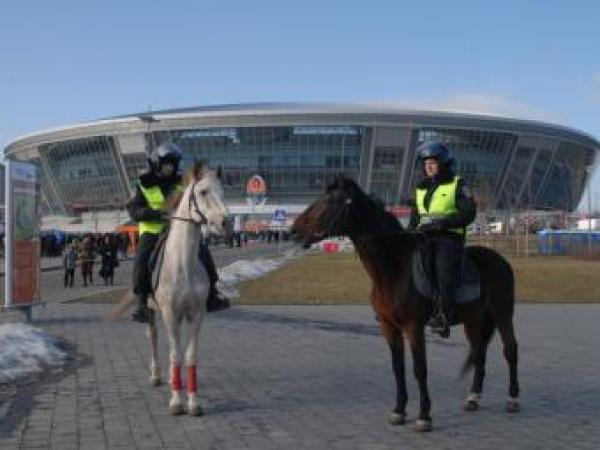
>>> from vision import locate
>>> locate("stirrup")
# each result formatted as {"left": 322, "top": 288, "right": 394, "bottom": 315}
{"left": 427, "top": 313, "right": 450, "bottom": 338}
{"left": 207, "top": 293, "right": 231, "bottom": 313}
{"left": 131, "top": 306, "right": 150, "bottom": 323}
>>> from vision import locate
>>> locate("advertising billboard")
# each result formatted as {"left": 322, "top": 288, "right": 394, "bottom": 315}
{"left": 4, "top": 161, "right": 41, "bottom": 309}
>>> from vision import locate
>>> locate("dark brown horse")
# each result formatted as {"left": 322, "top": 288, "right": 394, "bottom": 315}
{"left": 291, "top": 175, "right": 520, "bottom": 432}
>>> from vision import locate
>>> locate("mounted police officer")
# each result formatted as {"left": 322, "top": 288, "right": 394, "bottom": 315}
{"left": 409, "top": 142, "right": 476, "bottom": 338}
{"left": 127, "top": 142, "right": 230, "bottom": 323}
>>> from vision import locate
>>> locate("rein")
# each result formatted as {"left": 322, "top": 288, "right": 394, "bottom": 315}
{"left": 352, "top": 229, "right": 424, "bottom": 243}
{"left": 169, "top": 179, "right": 208, "bottom": 226}
{"left": 327, "top": 198, "right": 425, "bottom": 244}
{"left": 151, "top": 179, "right": 208, "bottom": 294}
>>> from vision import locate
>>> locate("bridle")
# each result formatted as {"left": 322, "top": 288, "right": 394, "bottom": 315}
{"left": 312, "top": 196, "right": 351, "bottom": 239}
{"left": 313, "top": 194, "right": 421, "bottom": 243}
{"left": 171, "top": 179, "right": 209, "bottom": 226}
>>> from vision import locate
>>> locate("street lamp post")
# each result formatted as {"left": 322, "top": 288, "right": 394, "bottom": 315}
{"left": 586, "top": 165, "right": 594, "bottom": 253}
{"left": 340, "top": 135, "right": 346, "bottom": 172}
{"left": 137, "top": 113, "right": 160, "bottom": 156}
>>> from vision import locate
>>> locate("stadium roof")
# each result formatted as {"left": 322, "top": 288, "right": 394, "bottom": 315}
{"left": 5, "top": 102, "right": 600, "bottom": 155}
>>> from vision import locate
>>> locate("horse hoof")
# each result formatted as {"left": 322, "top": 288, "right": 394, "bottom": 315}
{"left": 463, "top": 400, "right": 479, "bottom": 411}
{"left": 188, "top": 405, "right": 204, "bottom": 417}
{"left": 150, "top": 378, "right": 162, "bottom": 387}
{"left": 505, "top": 399, "right": 520, "bottom": 413}
{"left": 387, "top": 412, "right": 406, "bottom": 425}
{"left": 413, "top": 419, "right": 433, "bottom": 432}
{"left": 169, "top": 404, "right": 185, "bottom": 415}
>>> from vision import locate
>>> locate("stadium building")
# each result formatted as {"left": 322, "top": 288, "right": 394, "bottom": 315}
{"left": 4, "top": 103, "right": 599, "bottom": 226}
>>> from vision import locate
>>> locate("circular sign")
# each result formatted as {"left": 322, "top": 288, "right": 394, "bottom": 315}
{"left": 246, "top": 175, "right": 267, "bottom": 196}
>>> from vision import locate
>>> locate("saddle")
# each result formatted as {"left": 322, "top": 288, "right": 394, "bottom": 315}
{"left": 411, "top": 242, "right": 480, "bottom": 305}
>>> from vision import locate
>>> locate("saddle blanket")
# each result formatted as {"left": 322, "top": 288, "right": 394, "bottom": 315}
{"left": 411, "top": 245, "right": 481, "bottom": 304}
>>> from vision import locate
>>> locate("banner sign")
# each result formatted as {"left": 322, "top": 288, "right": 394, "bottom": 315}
{"left": 4, "top": 161, "right": 41, "bottom": 308}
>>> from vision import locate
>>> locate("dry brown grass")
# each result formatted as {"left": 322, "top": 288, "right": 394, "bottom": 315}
{"left": 239, "top": 252, "right": 371, "bottom": 304}
{"left": 511, "top": 255, "right": 600, "bottom": 302}
{"left": 238, "top": 251, "right": 600, "bottom": 304}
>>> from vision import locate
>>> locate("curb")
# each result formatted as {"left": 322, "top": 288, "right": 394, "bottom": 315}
{"left": 60, "top": 286, "right": 129, "bottom": 304}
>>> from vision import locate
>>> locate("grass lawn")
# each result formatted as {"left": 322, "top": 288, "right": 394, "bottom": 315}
{"left": 238, "top": 251, "right": 600, "bottom": 304}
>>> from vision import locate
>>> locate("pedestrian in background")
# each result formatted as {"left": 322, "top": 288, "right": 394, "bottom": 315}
{"left": 77, "top": 235, "right": 95, "bottom": 286}
{"left": 63, "top": 242, "right": 77, "bottom": 288}
{"left": 99, "top": 235, "right": 118, "bottom": 285}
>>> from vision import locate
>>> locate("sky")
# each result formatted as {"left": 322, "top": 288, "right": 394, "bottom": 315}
{"left": 1, "top": 0, "right": 599, "bottom": 203}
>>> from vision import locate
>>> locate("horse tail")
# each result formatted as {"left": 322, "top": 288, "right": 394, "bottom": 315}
{"left": 110, "top": 291, "right": 137, "bottom": 320}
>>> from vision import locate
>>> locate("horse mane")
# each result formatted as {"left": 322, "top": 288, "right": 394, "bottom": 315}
{"left": 332, "top": 174, "right": 408, "bottom": 242}
{"left": 333, "top": 175, "right": 416, "bottom": 285}
{"left": 164, "top": 160, "right": 205, "bottom": 211}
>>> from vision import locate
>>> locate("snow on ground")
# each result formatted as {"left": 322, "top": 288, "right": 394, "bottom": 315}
{"left": 0, "top": 323, "right": 67, "bottom": 384}
{"left": 216, "top": 248, "right": 298, "bottom": 299}
{"left": 0, "top": 250, "right": 298, "bottom": 384}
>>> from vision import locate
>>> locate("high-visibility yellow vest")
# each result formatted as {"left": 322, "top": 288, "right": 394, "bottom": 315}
{"left": 416, "top": 176, "right": 464, "bottom": 236}
{"left": 138, "top": 183, "right": 183, "bottom": 235}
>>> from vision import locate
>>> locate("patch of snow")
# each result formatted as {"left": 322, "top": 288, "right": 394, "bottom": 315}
{"left": 216, "top": 249, "right": 298, "bottom": 298}
{"left": 0, "top": 323, "right": 67, "bottom": 384}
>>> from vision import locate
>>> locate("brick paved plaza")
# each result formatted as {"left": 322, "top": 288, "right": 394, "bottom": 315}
{"left": 1, "top": 302, "right": 599, "bottom": 449}
{"left": 0, "top": 248, "right": 599, "bottom": 449}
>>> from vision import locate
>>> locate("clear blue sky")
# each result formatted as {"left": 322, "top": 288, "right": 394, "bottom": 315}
{"left": 1, "top": 0, "right": 599, "bottom": 203}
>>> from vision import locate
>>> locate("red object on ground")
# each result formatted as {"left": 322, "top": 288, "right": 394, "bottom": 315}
{"left": 323, "top": 242, "right": 339, "bottom": 253}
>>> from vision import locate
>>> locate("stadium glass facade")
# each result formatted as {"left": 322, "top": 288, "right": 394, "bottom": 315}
{"left": 4, "top": 104, "right": 599, "bottom": 215}
{"left": 150, "top": 126, "right": 363, "bottom": 201}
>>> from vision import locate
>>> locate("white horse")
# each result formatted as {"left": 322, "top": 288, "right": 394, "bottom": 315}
{"left": 144, "top": 161, "right": 229, "bottom": 416}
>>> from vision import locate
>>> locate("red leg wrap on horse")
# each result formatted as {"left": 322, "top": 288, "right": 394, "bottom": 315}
{"left": 171, "top": 366, "right": 182, "bottom": 391}
{"left": 186, "top": 366, "right": 197, "bottom": 393}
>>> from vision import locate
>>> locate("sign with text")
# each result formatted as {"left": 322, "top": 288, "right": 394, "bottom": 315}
{"left": 4, "top": 161, "right": 41, "bottom": 308}
{"left": 273, "top": 209, "right": 286, "bottom": 222}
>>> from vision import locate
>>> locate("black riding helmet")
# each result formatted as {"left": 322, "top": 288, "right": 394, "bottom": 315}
{"left": 149, "top": 142, "right": 182, "bottom": 172}
{"left": 416, "top": 141, "right": 453, "bottom": 165}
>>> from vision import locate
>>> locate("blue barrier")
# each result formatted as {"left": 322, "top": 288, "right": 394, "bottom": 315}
{"left": 537, "top": 230, "right": 600, "bottom": 255}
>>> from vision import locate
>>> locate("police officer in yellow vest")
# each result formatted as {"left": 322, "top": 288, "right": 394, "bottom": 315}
{"left": 127, "top": 143, "right": 230, "bottom": 323}
{"left": 409, "top": 142, "right": 476, "bottom": 338}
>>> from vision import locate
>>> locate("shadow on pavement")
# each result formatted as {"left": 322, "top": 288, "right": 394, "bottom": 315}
{"left": 219, "top": 308, "right": 466, "bottom": 348}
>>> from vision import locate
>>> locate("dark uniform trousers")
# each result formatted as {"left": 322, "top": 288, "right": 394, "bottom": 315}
{"left": 132, "top": 232, "right": 218, "bottom": 298}
{"left": 132, "top": 233, "right": 160, "bottom": 297}
{"left": 425, "top": 234, "right": 464, "bottom": 315}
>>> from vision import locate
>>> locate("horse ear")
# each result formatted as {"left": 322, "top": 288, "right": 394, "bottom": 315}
{"left": 193, "top": 159, "right": 204, "bottom": 181}
{"left": 216, "top": 164, "right": 223, "bottom": 180}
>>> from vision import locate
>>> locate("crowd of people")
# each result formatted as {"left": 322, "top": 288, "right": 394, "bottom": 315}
{"left": 62, "top": 233, "right": 122, "bottom": 288}
{"left": 43, "top": 231, "right": 130, "bottom": 259}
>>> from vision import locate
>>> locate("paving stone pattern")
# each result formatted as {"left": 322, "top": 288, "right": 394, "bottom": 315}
{"left": 1, "top": 303, "right": 599, "bottom": 449}
{"left": 0, "top": 245, "right": 599, "bottom": 449}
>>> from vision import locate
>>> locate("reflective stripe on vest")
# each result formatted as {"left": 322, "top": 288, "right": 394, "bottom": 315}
{"left": 138, "top": 183, "right": 184, "bottom": 235}
{"left": 416, "top": 176, "right": 464, "bottom": 236}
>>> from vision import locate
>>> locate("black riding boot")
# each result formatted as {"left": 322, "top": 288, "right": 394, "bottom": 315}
{"left": 131, "top": 294, "right": 150, "bottom": 323}
{"left": 206, "top": 283, "right": 231, "bottom": 313}
{"left": 198, "top": 242, "right": 230, "bottom": 313}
